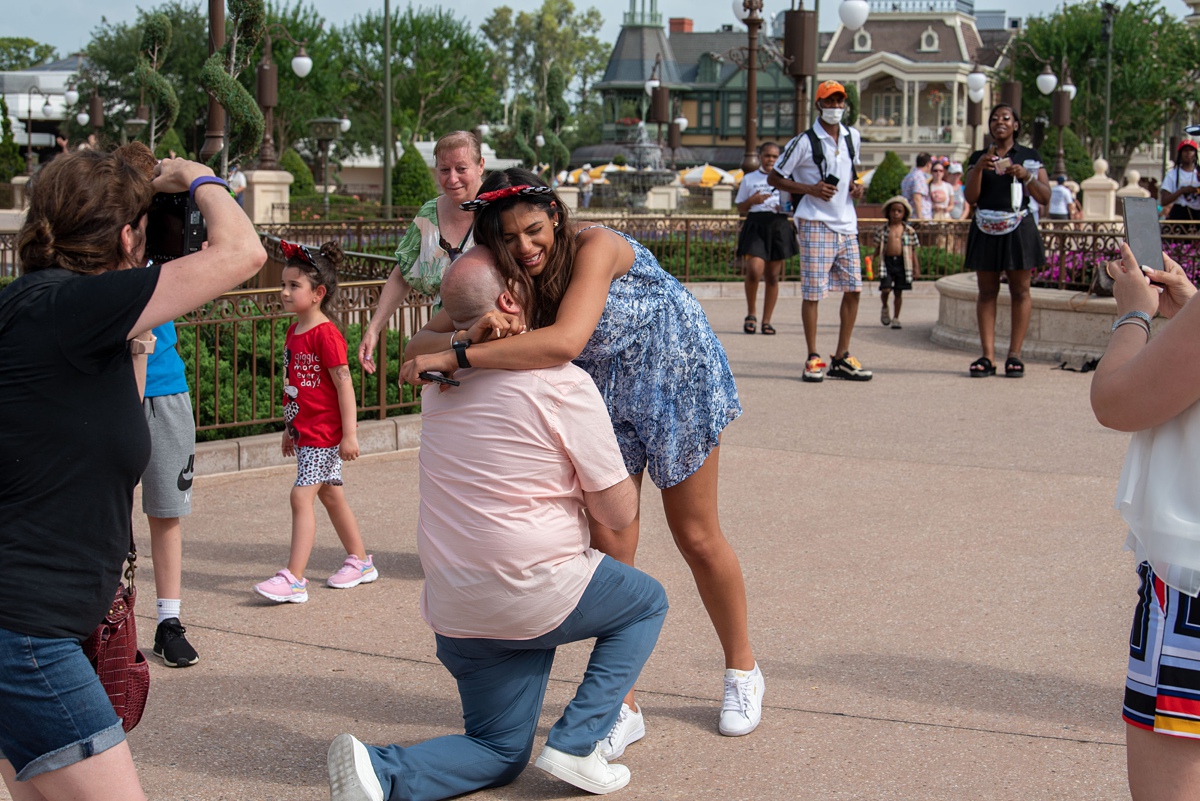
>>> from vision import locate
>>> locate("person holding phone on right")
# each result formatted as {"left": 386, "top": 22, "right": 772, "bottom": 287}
{"left": 1160, "top": 139, "right": 1200, "bottom": 221}
{"left": 963, "top": 103, "right": 1050, "bottom": 378}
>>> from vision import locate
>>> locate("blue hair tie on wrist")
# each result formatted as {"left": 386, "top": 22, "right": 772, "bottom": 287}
{"left": 189, "top": 175, "right": 230, "bottom": 199}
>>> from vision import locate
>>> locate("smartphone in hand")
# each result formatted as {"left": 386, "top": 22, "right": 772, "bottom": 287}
{"left": 823, "top": 174, "right": 840, "bottom": 187}
{"left": 1122, "top": 196, "right": 1165, "bottom": 274}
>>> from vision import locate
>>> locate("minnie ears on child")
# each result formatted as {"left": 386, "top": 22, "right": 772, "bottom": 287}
{"left": 280, "top": 239, "right": 316, "bottom": 267}
{"left": 460, "top": 185, "right": 555, "bottom": 211}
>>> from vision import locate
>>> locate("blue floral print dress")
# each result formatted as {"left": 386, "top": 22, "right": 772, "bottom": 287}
{"left": 573, "top": 228, "right": 742, "bottom": 488}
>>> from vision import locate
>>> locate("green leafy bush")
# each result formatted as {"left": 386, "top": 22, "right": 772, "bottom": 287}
{"left": 279, "top": 147, "right": 315, "bottom": 196}
{"left": 845, "top": 83, "right": 860, "bottom": 127}
{"left": 865, "top": 150, "right": 907, "bottom": 204}
{"left": 0, "top": 97, "right": 24, "bottom": 183}
{"left": 393, "top": 140, "right": 438, "bottom": 206}
{"left": 178, "top": 317, "right": 417, "bottom": 442}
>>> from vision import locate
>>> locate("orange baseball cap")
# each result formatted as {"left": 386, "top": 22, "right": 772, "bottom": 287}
{"left": 816, "top": 80, "right": 847, "bottom": 101}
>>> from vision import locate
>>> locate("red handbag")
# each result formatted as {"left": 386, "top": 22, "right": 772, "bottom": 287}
{"left": 82, "top": 533, "right": 150, "bottom": 732}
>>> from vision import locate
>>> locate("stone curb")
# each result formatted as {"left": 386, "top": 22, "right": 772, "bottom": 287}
{"left": 194, "top": 416, "right": 421, "bottom": 479}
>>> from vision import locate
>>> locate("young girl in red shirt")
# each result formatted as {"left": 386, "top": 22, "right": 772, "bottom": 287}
{"left": 255, "top": 240, "right": 377, "bottom": 603}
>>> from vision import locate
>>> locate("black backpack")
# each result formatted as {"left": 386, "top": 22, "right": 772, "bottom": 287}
{"left": 805, "top": 125, "right": 856, "bottom": 182}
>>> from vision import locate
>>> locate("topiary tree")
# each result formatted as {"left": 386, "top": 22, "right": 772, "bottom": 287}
{"left": 198, "top": 0, "right": 265, "bottom": 171}
{"left": 392, "top": 139, "right": 438, "bottom": 206}
{"left": 279, "top": 147, "right": 315, "bottom": 196}
{"left": 1038, "top": 127, "right": 1093, "bottom": 183}
{"left": 0, "top": 97, "right": 23, "bottom": 182}
{"left": 135, "top": 12, "right": 179, "bottom": 151}
{"left": 154, "top": 127, "right": 187, "bottom": 159}
{"left": 865, "top": 150, "right": 907, "bottom": 203}
{"left": 844, "top": 83, "right": 860, "bottom": 128}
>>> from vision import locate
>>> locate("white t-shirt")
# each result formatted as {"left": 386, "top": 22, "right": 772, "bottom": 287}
{"left": 1049, "top": 184, "right": 1075, "bottom": 216}
{"left": 773, "top": 124, "right": 862, "bottom": 234}
{"left": 1162, "top": 166, "right": 1200, "bottom": 210}
{"left": 417, "top": 363, "right": 629, "bottom": 640}
{"left": 735, "top": 168, "right": 780, "bottom": 213}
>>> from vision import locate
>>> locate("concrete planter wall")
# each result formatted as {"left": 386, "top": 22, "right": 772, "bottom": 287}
{"left": 932, "top": 272, "right": 1163, "bottom": 363}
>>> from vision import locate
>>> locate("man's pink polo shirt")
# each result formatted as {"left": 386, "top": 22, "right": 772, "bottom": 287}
{"left": 417, "top": 363, "right": 629, "bottom": 640}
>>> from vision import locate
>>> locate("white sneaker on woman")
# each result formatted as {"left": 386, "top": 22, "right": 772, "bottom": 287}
{"left": 719, "top": 663, "right": 765, "bottom": 736}
{"left": 597, "top": 703, "right": 645, "bottom": 760}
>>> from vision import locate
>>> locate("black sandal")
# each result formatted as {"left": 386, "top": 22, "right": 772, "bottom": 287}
{"left": 761, "top": 322, "right": 776, "bottom": 335}
{"left": 744, "top": 315, "right": 756, "bottom": 334}
{"left": 969, "top": 357, "right": 996, "bottom": 377}
{"left": 1005, "top": 355, "right": 1025, "bottom": 378}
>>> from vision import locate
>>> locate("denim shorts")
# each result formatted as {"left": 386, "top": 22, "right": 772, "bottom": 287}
{"left": 0, "top": 625, "right": 125, "bottom": 780}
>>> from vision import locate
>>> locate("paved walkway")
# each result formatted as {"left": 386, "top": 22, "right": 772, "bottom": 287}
{"left": 7, "top": 289, "right": 1137, "bottom": 800}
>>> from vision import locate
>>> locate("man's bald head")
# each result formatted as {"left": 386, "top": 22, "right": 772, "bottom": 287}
{"left": 440, "top": 247, "right": 514, "bottom": 330}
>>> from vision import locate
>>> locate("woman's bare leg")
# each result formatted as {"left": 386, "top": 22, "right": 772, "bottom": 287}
{"left": 13, "top": 742, "right": 146, "bottom": 801}
{"left": 659, "top": 445, "right": 754, "bottom": 671}
{"left": 1128, "top": 724, "right": 1200, "bottom": 801}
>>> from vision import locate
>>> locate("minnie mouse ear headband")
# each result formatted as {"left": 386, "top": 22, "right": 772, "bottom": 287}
{"left": 460, "top": 184, "right": 555, "bottom": 212}
{"left": 280, "top": 239, "right": 316, "bottom": 267}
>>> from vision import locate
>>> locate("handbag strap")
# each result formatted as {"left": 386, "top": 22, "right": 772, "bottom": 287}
{"left": 124, "top": 523, "right": 137, "bottom": 586}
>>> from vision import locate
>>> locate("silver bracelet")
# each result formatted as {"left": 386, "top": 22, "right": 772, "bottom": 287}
{"left": 1113, "top": 318, "right": 1151, "bottom": 338}
{"left": 1112, "top": 310, "right": 1153, "bottom": 332}
{"left": 449, "top": 330, "right": 458, "bottom": 349}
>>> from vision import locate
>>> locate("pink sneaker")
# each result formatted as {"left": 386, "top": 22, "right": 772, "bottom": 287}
{"left": 327, "top": 555, "right": 378, "bottom": 589}
{"left": 255, "top": 569, "right": 309, "bottom": 603}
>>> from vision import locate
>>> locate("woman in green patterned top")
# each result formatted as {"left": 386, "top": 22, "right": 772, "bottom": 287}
{"left": 358, "top": 131, "right": 486, "bottom": 373}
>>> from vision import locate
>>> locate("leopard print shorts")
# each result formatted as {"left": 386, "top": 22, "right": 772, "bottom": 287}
{"left": 295, "top": 445, "right": 343, "bottom": 487}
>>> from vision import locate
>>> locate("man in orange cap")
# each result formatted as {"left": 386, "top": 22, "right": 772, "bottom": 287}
{"left": 770, "top": 79, "right": 872, "bottom": 382}
{"left": 1161, "top": 139, "right": 1200, "bottom": 220}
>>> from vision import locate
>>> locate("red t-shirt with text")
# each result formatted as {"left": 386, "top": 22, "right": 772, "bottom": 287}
{"left": 283, "top": 321, "right": 348, "bottom": 448}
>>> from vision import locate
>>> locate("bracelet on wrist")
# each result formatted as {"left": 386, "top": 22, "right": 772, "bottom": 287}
{"left": 189, "top": 175, "right": 230, "bottom": 200}
{"left": 1113, "top": 318, "right": 1151, "bottom": 338}
{"left": 1112, "top": 310, "right": 1153, "bottom": 332}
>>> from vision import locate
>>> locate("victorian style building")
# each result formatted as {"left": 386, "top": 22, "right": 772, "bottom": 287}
{"left": 574, "top": 0, "right": 1017, "bottom": 170}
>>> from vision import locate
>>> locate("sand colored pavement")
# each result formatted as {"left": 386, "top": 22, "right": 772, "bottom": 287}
{"left": 3, "top": 287, "right": 1136, "bottom": 800}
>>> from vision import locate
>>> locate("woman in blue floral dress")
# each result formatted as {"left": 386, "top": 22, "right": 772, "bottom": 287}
{"left": 401, "top": 169, "right": 764, "bottom": 751}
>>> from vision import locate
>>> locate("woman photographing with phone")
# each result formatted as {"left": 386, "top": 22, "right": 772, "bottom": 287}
{"left": 1091, "top": 242, "right": 1200, "bottom": 800}
{"left": 963, "top": 103, "right": 1050, "bottom": 378}
{"left": 399, "top": 169, "right": 764, "bottom": 753}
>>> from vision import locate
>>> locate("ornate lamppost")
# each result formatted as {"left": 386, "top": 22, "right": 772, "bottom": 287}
{"left": 732, "top": 0, "right": 764, "bottom": 173}
{"left": 255, "top": 25, "right": 312, "bottom": 170}
{"left": 24, "top": 87, "right": 53, "bottom": 175}
{"left": 309, "top": 117, "right": 343, "bottom": 216}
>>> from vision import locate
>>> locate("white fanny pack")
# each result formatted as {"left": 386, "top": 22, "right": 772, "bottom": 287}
{"left": 975, "top": 208, "right": 1027, "bottom": 236}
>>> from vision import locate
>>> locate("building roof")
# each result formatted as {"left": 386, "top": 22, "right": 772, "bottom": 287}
{"left": 599, "top": 23, "right": 684, "bottom": 89}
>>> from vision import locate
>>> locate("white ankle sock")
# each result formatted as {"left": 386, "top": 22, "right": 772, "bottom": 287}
{"left": 157, "top": 598, "right": 181, "bottom": 624}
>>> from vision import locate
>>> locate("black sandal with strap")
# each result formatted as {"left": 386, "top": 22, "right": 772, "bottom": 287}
{"left": 761, "top": 322, "right": 776, "bottom": 335}
{"left": 744, "top": 315, "right": 757, "bottom": 334}
{"left": 1005, "top": 355, "right": 1025, "bottom": 378}
{"left": 969, "top": 356, "right": 996, "bottom": 377}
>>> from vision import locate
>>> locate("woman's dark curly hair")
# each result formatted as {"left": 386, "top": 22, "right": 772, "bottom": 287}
{"left": 18, "top": 143, "right": 156, "bottom": 275}
{"left": 470, "top": 168, "right": 576, "bottom": 329}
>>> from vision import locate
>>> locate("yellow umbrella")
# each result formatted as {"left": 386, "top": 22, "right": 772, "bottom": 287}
{"left": 728, "top": 168, "right": 745, "bottom": 185}
{"left": 680, "top": 163, "right": 734, "bottom": 188}
{"left": 590, "top": 162, "right": 630, "bottom": 179}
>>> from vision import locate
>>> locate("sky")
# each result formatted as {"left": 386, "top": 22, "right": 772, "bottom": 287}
{"left": 14, "top": 0, "right": 1197, "bottom": 67}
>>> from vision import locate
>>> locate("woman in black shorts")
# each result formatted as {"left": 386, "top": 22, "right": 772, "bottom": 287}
{"left": 963, "top": 104, "right": 1050, "bottom": 378}
{"left": 734, "top": 142, "right": 797, "bottom": 335}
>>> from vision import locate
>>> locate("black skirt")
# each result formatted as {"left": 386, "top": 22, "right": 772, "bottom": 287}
{"left": 737, "top": 212, "right": 799, "bottom": 261}
{"left": 965, "top": 212, "right": 1045, "bottom": 272}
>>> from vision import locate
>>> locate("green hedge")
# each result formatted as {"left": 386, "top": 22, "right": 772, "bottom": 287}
{"left": 179, "top": 319, "right": 418, "bottom": 442}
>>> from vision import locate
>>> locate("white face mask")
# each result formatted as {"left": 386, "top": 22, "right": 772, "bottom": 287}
{"left": 821, "top": 107, "right": 845, "bottom": 125}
